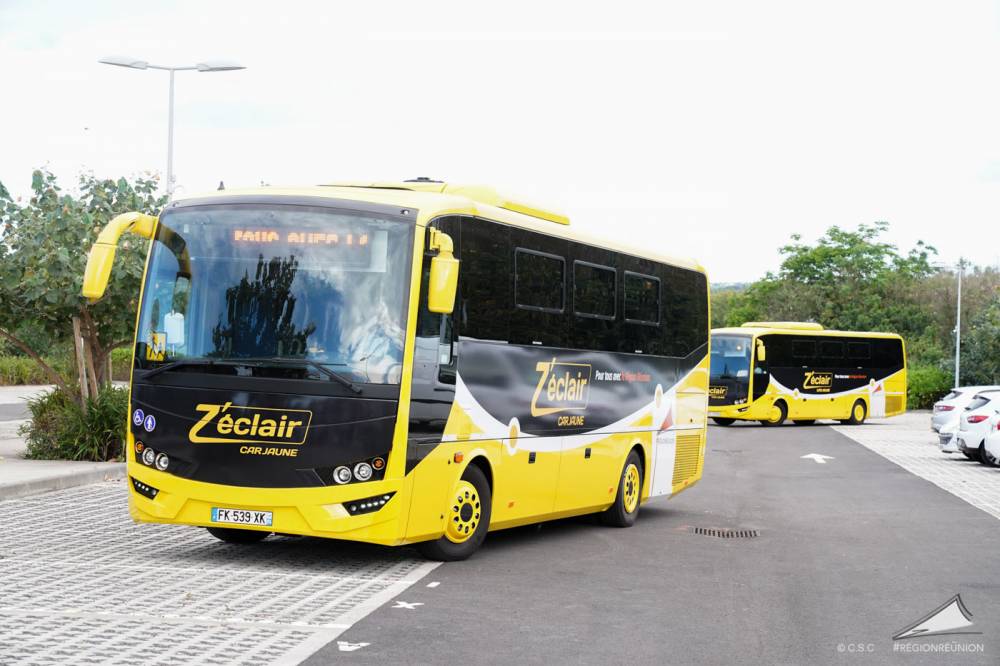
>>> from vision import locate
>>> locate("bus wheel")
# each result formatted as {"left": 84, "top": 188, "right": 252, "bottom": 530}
{"left": 206, "top": 527, "right": 270, "bottom": 544}
{"left": 759, "top": 401, "right": 787, "bottom": 427}
{"left": 712, "top": 417, "right": 736, "bottom": 426}
{"left": 601, "top": 450, "right": 643, "bottom": 527}
{"left": 417, "top": 464, "right": 491, "bottom": 562}
{"left": 840, "top": 400, "right": 867, "bottom": 425}
{"left": 793, "top": 420, "right": 816, "bottom": 425}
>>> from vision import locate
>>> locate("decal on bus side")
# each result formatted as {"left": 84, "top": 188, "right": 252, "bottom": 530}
{"left": 530, "top": 359, "right": 592, "bottom": 418}
{"left": 708, "top": 386, "right": 727, "bottom": 399}
{"left": 189, "top": 402, "right": 313, "bottom": 445}
{"left": 802, "top": 371, "right": 833, "bottom": 392}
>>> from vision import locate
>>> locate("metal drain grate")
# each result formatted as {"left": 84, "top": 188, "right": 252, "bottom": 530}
{"left": 691, "top": 526, "right": 759, "bottom": 539}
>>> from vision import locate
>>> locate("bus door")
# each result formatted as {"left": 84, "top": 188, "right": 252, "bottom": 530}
{"left": 751, "top": 337, "right": 771, "bottom": 404}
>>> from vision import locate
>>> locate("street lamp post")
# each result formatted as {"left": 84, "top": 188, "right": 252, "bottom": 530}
{"left": 98, "top": 56, "right": 245, "bottom": 198}
{"left": 954, "top": 258, "right": 965, "bottom": 388}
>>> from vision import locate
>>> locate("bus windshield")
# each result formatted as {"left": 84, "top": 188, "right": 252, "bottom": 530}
{"left": 134, "top": 204, "right": 414, "bottom": 385}
{"left": 710, "top": 335, "right": 751, "bottom": 381}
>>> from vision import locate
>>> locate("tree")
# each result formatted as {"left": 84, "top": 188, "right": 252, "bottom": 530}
{"left": 962, "top": 297, "right": 1000, "bottom": 385}
{"left": 0, "top": 170, "right": 165, "bottom": 400}
{"left": 721, "top": 222, "right": 940, "bottom": 347}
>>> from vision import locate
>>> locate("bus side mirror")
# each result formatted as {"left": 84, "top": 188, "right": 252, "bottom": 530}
{"left": 427, "top": 228, "right": 459, "bottom": 314}
{"left": 82, "top": 211, "right": 157, "bottom": 302}
{"left": 756, "top": 341, "right": 766, "bottom": 362}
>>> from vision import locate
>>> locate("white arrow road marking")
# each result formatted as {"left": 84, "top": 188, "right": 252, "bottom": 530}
{"left": 392, "top": 601, "right": 424, "bottom": 610}
{"left": 426, "top": 581, "right": 440, "bottom": 588}
{"left": 337, "top": 641, "right": 370, "bottom": 652}
{"left": 801, "top": 453, "right": 835, "bottom": 464}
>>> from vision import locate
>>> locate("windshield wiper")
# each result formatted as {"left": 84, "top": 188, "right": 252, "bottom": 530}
{"left": 140, "top": 357, "right": 363, "bottom": 393}
{"left": 141, "top": 358, "right": 220, "bottom": 380}
{"left": 246, "top": 357, "right": 362, "bottom": 394}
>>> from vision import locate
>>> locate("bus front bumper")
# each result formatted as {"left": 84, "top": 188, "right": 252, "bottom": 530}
{"left": 127, "top": 463, "right": 412, "bottom": 546}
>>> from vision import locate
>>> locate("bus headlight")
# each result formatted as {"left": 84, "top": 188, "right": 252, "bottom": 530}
{"left": 353, "top": 462, "right": 373, "bottom": 482}
{"left": 141, "top": 447, "right": 157, "bottom": 466}
{"left": 154, "top": 453, "right": 170, "bottom": 471}
{"left": 333, "top": 466, "right": 352, "bottom": 485}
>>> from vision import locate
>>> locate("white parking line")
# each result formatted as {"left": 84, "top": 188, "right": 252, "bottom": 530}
{"left": 834, "top": 412, "right": 1000, "bottom": 521}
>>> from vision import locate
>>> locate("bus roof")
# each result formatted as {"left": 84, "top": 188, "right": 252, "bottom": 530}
{"left": 173, "top": 181, "right": 705, "bottom": 274}
{"left": 712, "top": 323, "right": 903, "bottom": 340}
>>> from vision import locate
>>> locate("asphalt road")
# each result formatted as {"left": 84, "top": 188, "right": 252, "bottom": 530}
{"left": 307, "top": 423, "right": 1000, "bottom": 665}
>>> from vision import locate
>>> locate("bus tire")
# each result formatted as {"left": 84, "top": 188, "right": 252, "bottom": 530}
{"left": 840, "top": 400, "right": 867, "bottom": 425}
{"left": 712, "top": 417, "right": 736, "bottom": 426}
{"left": 759, "top": 401, "right": 787, "bottom": 427}
{"left": 601, "top": 450, "right": 643, "bottom": 528}
{"left": 793, "top": 420, "right": 816, "bottom": 425}
{"left": 416, "top": 464, "right": 491, "bottom": 562}
{"left": 206, "top": 527, "right": 270, "bottom": 544}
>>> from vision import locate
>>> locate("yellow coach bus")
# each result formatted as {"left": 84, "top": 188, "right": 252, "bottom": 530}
{"left": 708, "top": 322, "right": 906, "bottom": 427}
{"left": 82, "top": 180, "right": 710, "bottom": 560}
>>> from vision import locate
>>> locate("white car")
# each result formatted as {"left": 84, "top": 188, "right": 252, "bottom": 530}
{"left": 955, "top": 390, "right": 1000, "bottom": 462}
{"left": 983, "top": 419, "right": 1000, "bottom": 467}
{"left": 932, "top": 385, "right": 999, "bottom": 432}
{"left": 938, "top": 419, "right": 961, "bottom": 453}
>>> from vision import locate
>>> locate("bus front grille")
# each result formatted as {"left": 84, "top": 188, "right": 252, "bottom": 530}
{"left": 672, "top": 433, "right": 702, "bottom": 485}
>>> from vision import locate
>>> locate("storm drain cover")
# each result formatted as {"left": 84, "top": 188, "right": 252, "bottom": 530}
{"left": 690, "top": 526, "right": 759, "bottom": 539}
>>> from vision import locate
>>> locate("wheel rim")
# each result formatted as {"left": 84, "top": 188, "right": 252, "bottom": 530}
{"left": 445, "top": 480, "right": 481, "bottom": 544}
{"left": 767, "top": 405, "right": 782, "bottom": 423}
{"left": 854, "top": 404, "right": 864, "bottom": 421}
{"left": 623, "top": 463, "right": 641, "bottom": 513}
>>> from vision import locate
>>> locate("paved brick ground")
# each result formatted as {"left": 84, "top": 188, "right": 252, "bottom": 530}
{"left": 834, "top": 411, "right": 1000, "bottom": 521}
{"left": 0, "top": 482, "right": 438, "bottom": 665}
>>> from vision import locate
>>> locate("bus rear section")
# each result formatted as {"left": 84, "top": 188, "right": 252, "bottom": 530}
{"left": 709, "top": 323, "right": 906, "bottom": 426}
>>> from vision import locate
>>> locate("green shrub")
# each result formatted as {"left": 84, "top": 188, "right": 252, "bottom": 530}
{"left": 21, "top": 385, "right": 128, "bottom": 462}
{"left": 907, "top": 364, "right": 953, "bottom": 410}
{"left": 111, "top": 347, "right": 133, "bottom": 381}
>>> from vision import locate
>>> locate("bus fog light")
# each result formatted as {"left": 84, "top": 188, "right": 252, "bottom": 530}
{"left": 141, "top": 448, "right": 156, "bottom": 466}
{"left": 154, "top": 453, "right": 170, "bottom": 471}
{"left": 333, "top": 466, "right": 352, "bottom": 484}
{"left": 353, "top": 462, "right": 373, "bottom": 481}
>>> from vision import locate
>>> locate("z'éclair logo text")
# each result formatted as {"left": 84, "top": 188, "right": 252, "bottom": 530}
{"left": 803, "top": 371, "right": 834, "bottom": 391}
{"left": 708, "top": 386, "right": 728, "bottom": 399}
{"left": 531, "top": 358, "right": 591, "bottom": 417}
{"left": 189, "top": 402, "right": 312, "bottom": 444}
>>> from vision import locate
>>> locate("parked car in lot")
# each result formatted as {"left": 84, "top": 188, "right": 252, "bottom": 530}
{"left": 983, "top": 418, "right": 1000, "bottom": 467}
{"left": 933, "top": 386, "right": 999, "bottom": 432}
{"left": 955, "top": 389, "right": 1000, "bottom": 463}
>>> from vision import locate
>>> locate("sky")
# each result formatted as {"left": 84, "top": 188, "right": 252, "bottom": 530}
{"left": 2, "top": 0, "right": 999, "bottom": 282}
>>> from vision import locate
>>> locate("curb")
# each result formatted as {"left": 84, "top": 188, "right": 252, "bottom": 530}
{"left": 0, "top": 420, "right": 27, "bottom": 439}
{"left": 0, "top": 463, "right": 126, "bottom": 502}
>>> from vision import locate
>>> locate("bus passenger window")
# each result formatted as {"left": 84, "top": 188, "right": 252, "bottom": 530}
{"left": 819, "top": 341, "right": 844, "bottom": 361}
{"left": 847, "top": 342, "right": 870, "bottom": 360}
{"left": 624, "top": 272, "right": 660, "bottom": 325}
{"left": 515, "top": 249, "right": 565, "bottom": 312}
{"left": 792, "top": 340, "right": 814, "bottom": 362}
{"left": 573, "top": 261, "right": 616, "bottom": 319}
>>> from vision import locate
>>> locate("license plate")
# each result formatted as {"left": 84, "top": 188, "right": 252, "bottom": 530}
{"left": 211, "top": 507, "right": 273, "bottom": 527}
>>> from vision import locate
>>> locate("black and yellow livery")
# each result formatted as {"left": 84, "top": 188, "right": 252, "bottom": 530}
{"left": 83, "top": 181, "right": 710, "bottom": 559}
{"left": 709, "top": 322, "right": 906, "bottom": 426}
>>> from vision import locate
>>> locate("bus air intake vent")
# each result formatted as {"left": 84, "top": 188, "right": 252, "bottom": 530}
{"left": 886, "top": 395, "right": 905, "bottom": 414}
{"left": 691, "top": 527, "right": 759, "bottom": 539}
{"left": 672, "top": 434, "right": 702, "bottom": 485}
